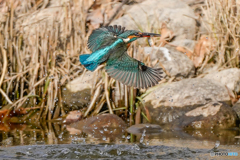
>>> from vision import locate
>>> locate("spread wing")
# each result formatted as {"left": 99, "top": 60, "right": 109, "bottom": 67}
{"left": 105, "top": 51, "right": 163, "bottom": 89}
{"left": 88, "top": 25, "right": 126, "bottom": 52}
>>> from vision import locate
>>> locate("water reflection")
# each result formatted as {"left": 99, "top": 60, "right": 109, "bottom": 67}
{"left": 0, "top": 122, "right": 240, "bottom": 146}
{"left": 0, "top": 122, "right": 239, "bottom": 159}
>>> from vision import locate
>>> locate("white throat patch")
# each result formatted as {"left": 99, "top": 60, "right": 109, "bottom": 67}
{"left": 123, "top": 38, "right": 130, "bottom": 43}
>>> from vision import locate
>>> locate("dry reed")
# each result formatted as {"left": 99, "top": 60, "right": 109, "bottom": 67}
{"left": 0, "top": 0, "right": 90, "bottom": 121}
{"left": 202, "top": 0, "right": 240, "bottom": 68}
{"left": 0, "top": 0, "right": 239, "bottom": 124}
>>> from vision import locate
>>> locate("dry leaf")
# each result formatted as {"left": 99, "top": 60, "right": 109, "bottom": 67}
{"left": 192, "top": 35, "right": 215, "bottom": 67}
{"left": 0, "top": 108, "right": 28, "bottom": 121}
{"left": 0, "top": 123, "right": 10, "bottom": 131}
{"left": 176, "top": 46, "right": 193, "bottom": 58}
{"left": 10, "top": 108, "right": 28, "bottom": 116}
{"left": 159, "top": 23, "right": 174, "bottom": 46}
{"left": 225, "top": 85, "right": 239, "bottom": 105}
{"left": 0, "top": 122, "right": 26, "bottom": 132}
{"left": 0, "top": 110, "right": 8, "bottom": 121}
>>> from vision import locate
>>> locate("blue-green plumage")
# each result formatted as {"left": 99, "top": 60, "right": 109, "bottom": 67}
{"left": 80, "top": 38, "right": 125, "bottom": 71}
{"left": 80, "top": 25, "right": 163, "bottom": 89}
{"left": 87, "top": 25, "right": 125, "bottom": 52}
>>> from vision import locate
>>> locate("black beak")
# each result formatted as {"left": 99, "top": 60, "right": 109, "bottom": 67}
{"left": 140, "top": 32, "right": 161, "bottom": 37}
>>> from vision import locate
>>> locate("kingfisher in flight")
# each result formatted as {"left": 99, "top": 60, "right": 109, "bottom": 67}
{"left": 80, "top": 25, "right": 163, "bottom": 89}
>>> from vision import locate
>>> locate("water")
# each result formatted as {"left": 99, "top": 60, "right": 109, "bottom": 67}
{"left": 0, "top": 122, "right": 239, "bottom": 159}
{"left": 0, "top": 143, "right": 213, "bottom": 159}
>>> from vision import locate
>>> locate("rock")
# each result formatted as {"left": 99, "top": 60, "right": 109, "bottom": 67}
{"left": 143, "top": 78, "right": 231, "bottom": 127}
{"left": 62, "top": 71, "right": 100, "bottom": 110}
{"left": 233, "top": 99, "right": 240, "bottom": 119}
{"left": 111, "top": 0, "right": 196, "bottom": 41}
{"left": 181, "top": 0, "right": 205, "bottom": 6}
{"left": 62, "top": 88, "right": 91, "bottom": 110}
{"left": 144, "top": 45, "right": 195, "bottom": 78}
{"left": 66, "top": 71, "right": 96, "bottom": 92}
{"left": 67, "top": 114, "right": 127, "bottom": 138}
{"left": 63, "top": 110, "right": 83, "bottom": 124}
{"left": 201, "top": 63, "right": 219, "bottom": 74}
{"left": 174, "top": 102, "right": 238, "bottom": 129}
{"left": 203, "top": 68, "right": 240, "bottom": 93}
{"left": 15, "top": 0, "right": 88, "bottom": 41}
{"left": 144, "top": 101, "right": 238, "bottom": 130}
{"left": 126, "top": 124, "right": 162, "bottom": 135}
{"left": 170, "top": 39, "right": 196, "bottom": 52}
{"left": 66, "top": 127, "right": 82, "bottom": 135}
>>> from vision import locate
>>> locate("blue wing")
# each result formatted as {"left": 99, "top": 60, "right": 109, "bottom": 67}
{"left": 88, "top": 25, "right": 126, "bottom": 52}
{"left": 106, "top": 50, "right": 163, "bottom": 89}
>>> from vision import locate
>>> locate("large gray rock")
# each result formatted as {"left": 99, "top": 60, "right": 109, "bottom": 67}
{"left": 233, "top": 99, "right": 240, "bottom": 119}
{"left": 144, "top": 45, "right": 195, "bottom": 78}
{"left": 203, "top": 68, "right": 240, "bottom": 93}
{"left": 179, "top": 102, "right": 238, "bottom": 129}
{"left": 62, "top": 71, "right": 100, "bottom": 110}
{"left": 15, "top": 0, "right": 87, "bottom": 41}
{"left": 144, "top": 78, "right": 230, "bottom": 108}
{"left": 143, "top": 78, "right": 233, "bottom": 128}
{"left": 144, "top": 102, "right": 237, "bottom": 130}
{"left": 111, "top": 0, "right": 196, "bottom": 41}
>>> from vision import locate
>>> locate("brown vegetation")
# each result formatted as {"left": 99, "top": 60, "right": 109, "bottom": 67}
{"left": 0, "top": 0, "right": 239, "bottom": 124}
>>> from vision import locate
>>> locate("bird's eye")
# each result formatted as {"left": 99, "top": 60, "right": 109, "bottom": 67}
{"left": 134, "top": 33, "right": 139, "bottom": 36}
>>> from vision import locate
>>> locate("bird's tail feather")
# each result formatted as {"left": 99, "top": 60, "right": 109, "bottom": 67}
{"left": 84, "top": 63, "right": 98, "bottom": 71}
{"left": 79, "top": 54, "right": 91, "bottom": 65}
{"left": 79, "top": 54, "right": 98, "bottom": 71}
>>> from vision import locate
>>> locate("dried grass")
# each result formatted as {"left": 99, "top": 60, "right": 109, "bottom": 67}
{"left": 202, "top": 0, "right": 240, "bottom": 69}
{"left": 0, "top": 0, "right": 239, "bottom": 123}
{"left": 0, "top": 0, "right": 89, "bottom": 121}
{"left": 0, "top": 0, "right": 140, "bottom": 123}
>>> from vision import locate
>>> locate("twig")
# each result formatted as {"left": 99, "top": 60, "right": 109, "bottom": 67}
{"left": 0, "top": 46, "right": 12, "bottom": 104}
{"left": 3, "top": 68, "right": 31, "bottom": 82}
{"left": 0, "top": 89, "right": 13, "bottom": 104}
{"left": 0, "top": 46, "right": 7, "bottom": 89}
{"left": 21, "top": 17, "right": 48, "bottom": 27}
{"left": 129, "top": 86, "right": 134, "bottom": 126}
{"left": 104, "top": 0, "right": 129, "bottom": 26}
{"left": 124, "top": 85, "right": 128, "bottom": 117}
{"left": 105, "top": 73, "right": 113, "bottom": 114}
{"left": 91, "top": 95, "right": 106, "bottom": 116}
{"left": 84, "top": 84, "right": 102, "bottom": 117}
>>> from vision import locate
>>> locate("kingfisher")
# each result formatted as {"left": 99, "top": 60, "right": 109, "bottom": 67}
{"left": 80, "top": 25, "right": 163, "bottom": 89}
